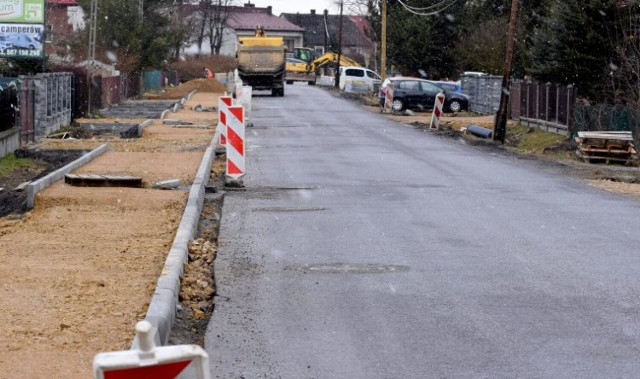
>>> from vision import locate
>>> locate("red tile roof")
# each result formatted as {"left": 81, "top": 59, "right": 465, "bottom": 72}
{"left": 227, "top": 6, "right": 303, "bottom": 32}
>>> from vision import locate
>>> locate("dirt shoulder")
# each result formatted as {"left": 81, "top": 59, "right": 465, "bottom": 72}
{"left": 0, "top": 91, "right": 221, "bottom": 378}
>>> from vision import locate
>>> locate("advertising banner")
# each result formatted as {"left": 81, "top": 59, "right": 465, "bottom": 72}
{"left": 0, "top": 23, "right": 43, "bottom": 58}
{"left": 0, "top": 0, "right": 44, "bottom": 24}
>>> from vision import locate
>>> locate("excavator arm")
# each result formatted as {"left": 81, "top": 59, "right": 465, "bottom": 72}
{"left": 312, "top": 52, "right": 361, "bottom": 70}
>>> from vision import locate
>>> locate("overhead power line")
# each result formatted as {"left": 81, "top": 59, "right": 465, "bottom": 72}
{"left": 396, "top": 0, "right": 458, "bottom": 16}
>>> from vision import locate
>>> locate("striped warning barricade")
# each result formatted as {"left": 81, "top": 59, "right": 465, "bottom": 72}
{"left": 429, "top": 92, "right": 446, "bottom": 130}
{"left": 226, "top": 105, "right": 245, "bottom": 179}
{"left": 241, "top": 85, "right": 252, "bottom": 126}
{"left": 217, "top": 95, "right": 232, "bottom": 145}
{"left": 383, "top": 83, "right": 394, "bottom": 113}
{"left": 93, "top": 321, "right": 210, "bottom": 379}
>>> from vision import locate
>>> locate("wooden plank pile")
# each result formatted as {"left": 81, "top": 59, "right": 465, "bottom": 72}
{"left": 575, "top": 131, "right": 637, "bottom": 165}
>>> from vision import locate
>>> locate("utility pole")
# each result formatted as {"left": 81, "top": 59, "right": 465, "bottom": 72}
{"left": 334, "top": 0, "right": 344, "bottom": 89}
{"left": 381, "top": 0, "right": 387, "bottom": 81}
{"left": 86, "top": 0, "right": 97, "bottom": 116}
{"left": 493, "top": 0, "right": 519, "bottom": 143}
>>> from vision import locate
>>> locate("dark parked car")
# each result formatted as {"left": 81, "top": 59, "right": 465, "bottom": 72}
{"left": 378, "top": 77, "right": 469, "bottom": 113}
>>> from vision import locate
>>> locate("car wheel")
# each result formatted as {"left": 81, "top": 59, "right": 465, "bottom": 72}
{"left": 286, "top": 80, "right": 293, "bottom": 85}
{"left": 308, "top": 81, "right": 316, "bottom": 86}
{"left": 392, "top": 99, "right": 404, "bottom": 112}
{"left": 448, "top": 100, "right": 462, "bottom": 113}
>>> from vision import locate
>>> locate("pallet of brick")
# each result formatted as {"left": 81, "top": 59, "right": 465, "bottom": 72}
{"left": 575, "top": 131, "right": 637, "bottom": 165}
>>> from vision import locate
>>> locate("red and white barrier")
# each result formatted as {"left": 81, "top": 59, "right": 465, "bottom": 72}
{"left": 226, "top": 105, "right": 245, "bottom": 179}
{"left": 217, "top": 95, "right": 233, "bottom": 145}
{"left": 241, "top": 85, "right": 252, "bottom": 124}
{"left": 93, "top": 321, "right": 210, "bottom": 379}
{"left": 383, "top": 83, "right": 394, "bottom": 113}
{"left": 429, "top": 92, "right": 446, "bottom": 130}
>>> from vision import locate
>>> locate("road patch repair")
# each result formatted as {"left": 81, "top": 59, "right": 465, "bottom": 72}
{"left": 0, "top": 83, "right": 226, "bottom": 378}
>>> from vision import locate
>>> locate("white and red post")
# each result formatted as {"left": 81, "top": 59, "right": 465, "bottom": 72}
{"left": 93, "top": 321, "right": 210, "bottom": 379}
{"left": 429, "top": 92, "right": 446, "bottom": 130}
{"left": 226, "top": 105, "right": 245, "bottom": 179}
{"left": 383, "top": 83, "right": 394, "bottom": 113}
{"left": 217, "top": 95, "right": 233, "bottom": 145}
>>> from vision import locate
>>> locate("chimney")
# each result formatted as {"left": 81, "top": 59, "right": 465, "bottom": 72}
{"left": 311, "top": 9, "right": 316, "bottom": 15}
{"left": 244, "top": 2, "right": 255, "bottom": 7}
{"left": 267, "top": 6, "right": 272, "bottom": 15}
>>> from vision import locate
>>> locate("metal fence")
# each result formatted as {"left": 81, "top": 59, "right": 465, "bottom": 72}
{"left": 510, "top": 81, "right": 578, "bottom": 136}
{"left": 461, "top": 74, "right": 503, "bottom": 114}
{"left": 572, "top": 102, "right": 640, "bottom": 140}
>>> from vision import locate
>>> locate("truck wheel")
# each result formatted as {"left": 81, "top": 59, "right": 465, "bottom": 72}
{"left": 278, "top": 88, "right": 285, "bottom": 97}
{"left": 271, "top": 88, "right": 278, "bottom": 96}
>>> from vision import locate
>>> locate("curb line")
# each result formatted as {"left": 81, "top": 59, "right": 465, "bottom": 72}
{"left": 136, "top": 127, "right": 220, "bottom": 347}
{"left": 26, "top": 144, "right": 109, "bottom": 209}
{"left": 137, "top": 119, "right": 154, "bottom": 137}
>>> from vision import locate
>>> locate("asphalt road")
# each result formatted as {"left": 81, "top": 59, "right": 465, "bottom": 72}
{"left": 205, "top": 84, "right": 640, "bottom": 378}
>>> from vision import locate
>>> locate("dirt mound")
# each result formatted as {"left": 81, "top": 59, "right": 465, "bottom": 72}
{"left": 146, "top": 79, "right": 227, "bottom": 99}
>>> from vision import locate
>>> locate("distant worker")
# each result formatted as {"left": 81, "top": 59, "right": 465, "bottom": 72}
{"left": 203, "top": 67, "right": 213, "bottom": 79}
{"left": 255, "top": 25, "right": 265, "bottom": 37}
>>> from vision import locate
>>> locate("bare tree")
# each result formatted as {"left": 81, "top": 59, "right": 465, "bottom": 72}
{"left": 208, "top": 0, "right": 235, "bottom": 55}
{"left": 192, "top": 0, "right": 236, "bottom": 56}
{"left": 611, "top": 6, "right": 640, "bottom": 106}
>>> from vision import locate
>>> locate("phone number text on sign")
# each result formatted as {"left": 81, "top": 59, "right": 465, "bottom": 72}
{"left": 1, "top": 48, "right": 42, "bottom": 57}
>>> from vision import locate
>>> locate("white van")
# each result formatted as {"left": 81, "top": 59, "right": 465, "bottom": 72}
{"left": 339, "top": 66, "right": 381, "bottom": 93}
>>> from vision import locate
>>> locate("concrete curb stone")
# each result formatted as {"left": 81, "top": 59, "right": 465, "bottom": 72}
{"left": 136, "top": 98, "right": 220, "bottom": 347}
{"left": 26, "top": 144, "right": 109, "bottom": 209}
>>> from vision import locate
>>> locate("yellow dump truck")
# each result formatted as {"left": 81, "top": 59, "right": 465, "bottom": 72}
{"left": 237, "top": 29, "right": 286, "bottom": 97}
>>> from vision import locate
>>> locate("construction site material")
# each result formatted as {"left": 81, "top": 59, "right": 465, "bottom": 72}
{"left": 65, "top": 174, "right": 143, "bottom": 188}
{"left": 153, "top": 179, "right": 181, "bottom": 190}
{"left": 575, "top": 131, "right": 637, "bottom": 165}
{"left": 467, "top": 124, "right": 494, "bottom": 139}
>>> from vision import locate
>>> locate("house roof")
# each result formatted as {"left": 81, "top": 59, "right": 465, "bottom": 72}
{"left": 349, "top": 16, "right": 371, "bottom": 38}
{"left": 281, "top": 12, "right": 372, "bottom": 50}
{"left": 47, "top": 0, "right": 79, "bottom": 5}
{"left": 228, "top": 6, "right": 303, "bottom": 32}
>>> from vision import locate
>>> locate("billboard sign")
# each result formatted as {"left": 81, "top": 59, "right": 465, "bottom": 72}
{"left": 0, "top": 23, "right": 43, "bottom": 58}
{"left": 0, "top": 0, "right": 44, "bottom": 24}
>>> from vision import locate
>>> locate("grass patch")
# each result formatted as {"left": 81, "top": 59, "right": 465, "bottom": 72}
{"left": 506, "top": 124, "right": 568, "bottom": 153}
{"left": 0, "top": 154, "right": 37, "bottom": 178}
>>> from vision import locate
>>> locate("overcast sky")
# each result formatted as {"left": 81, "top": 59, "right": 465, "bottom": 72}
{"left": 243, "top": 0, "right": 342, "bottom": 16}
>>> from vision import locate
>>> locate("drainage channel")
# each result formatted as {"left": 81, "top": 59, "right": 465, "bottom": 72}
{"left": 168, "top": 152, "right": 226, "bottom": 346}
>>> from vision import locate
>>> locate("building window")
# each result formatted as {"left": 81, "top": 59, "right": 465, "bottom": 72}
{"left": 284, "top": 39, "right": 294, "bottom": 52}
